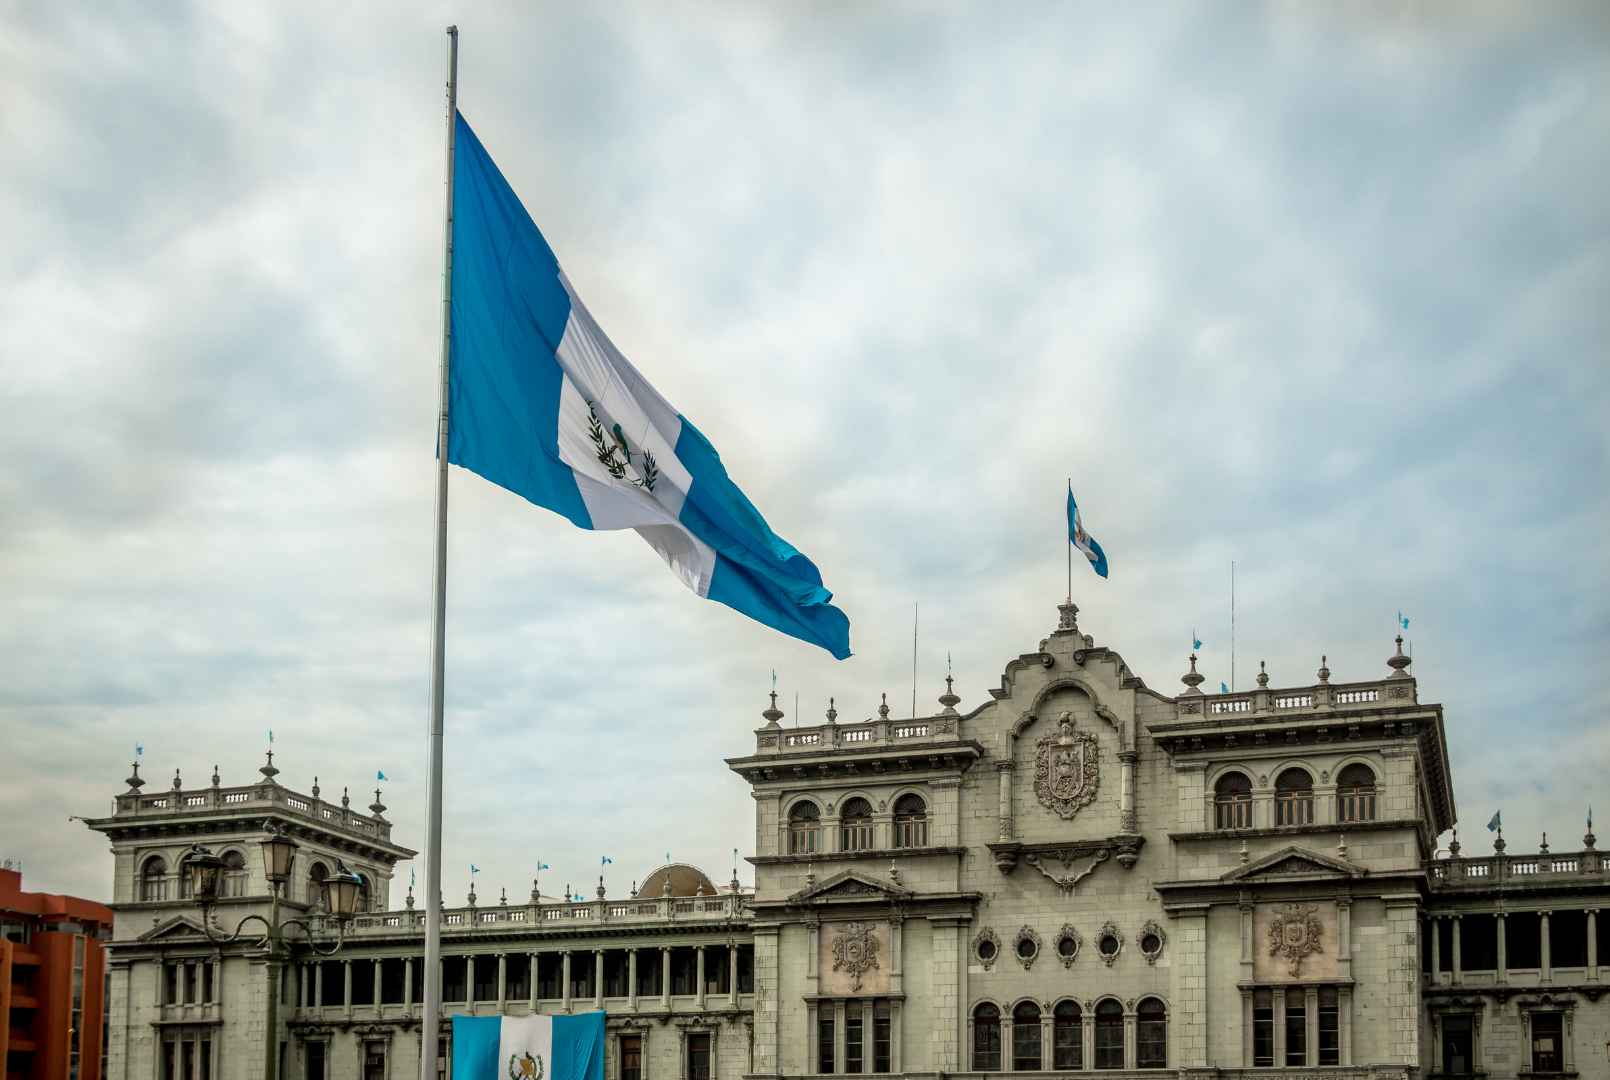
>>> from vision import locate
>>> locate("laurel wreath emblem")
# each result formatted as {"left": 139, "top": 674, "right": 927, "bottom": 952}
{"left": 586, "top": 403, "right": 657, "bottom": 492}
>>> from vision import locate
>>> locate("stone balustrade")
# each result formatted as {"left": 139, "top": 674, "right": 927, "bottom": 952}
{"left": 109, "top": 781, "right": 394, "bottom": 842}
{"left": 1428, "top": 848, "right": 1605, "bottom": 889}
{"left": 752, "top": 715, "right": 957, "bottom": 755}
{"left": 334, "top": 891, "right": 750, "bottom": 937}
{"left": 1188, "top": 678, "right": 1411, "bottom": 720}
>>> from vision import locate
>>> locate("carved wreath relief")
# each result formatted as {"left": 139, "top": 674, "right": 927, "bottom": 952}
{"left": 1034, "top": 710, "right": 1101, "bottom": 819}
{"left": 1268, "top": 903, "right": 1324, "bottom": 976}
{"left": 831, "top": 921, "right": 881, "bottom": 991}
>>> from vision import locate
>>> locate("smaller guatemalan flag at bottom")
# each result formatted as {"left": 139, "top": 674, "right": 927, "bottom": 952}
{"left": 452, "top": 1012, "right": 604, "bottom": 1080}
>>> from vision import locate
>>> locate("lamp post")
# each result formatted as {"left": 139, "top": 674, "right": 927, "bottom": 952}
{"left": 188, "top": 824, "right": 363, "bottom": 1080}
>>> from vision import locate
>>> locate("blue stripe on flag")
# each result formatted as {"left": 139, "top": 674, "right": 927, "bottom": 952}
{"left": 450, "top": 1015, "right": 501, "bottom": 1080}
{"left": 448, "top": 111, "right": 590, "bottom": 529}
{"left": 553, "top": 1012, "right": 607, "bottom": 1080}
{"left": 675, "top": 418, "right": 851, "bottom": 659}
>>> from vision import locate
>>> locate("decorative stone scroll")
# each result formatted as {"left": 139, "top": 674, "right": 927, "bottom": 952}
{"left": 1033, "top": 711, "right": 1101, "bottom": 819}
{"left": 1267, "top": 903, "right": 1324, "bottom": 976}
{"left": 830, "top": 921, "right": 881, "bottom": 991}
{"left": 1024, "top": 846, "right": 1111, "bottom": 896}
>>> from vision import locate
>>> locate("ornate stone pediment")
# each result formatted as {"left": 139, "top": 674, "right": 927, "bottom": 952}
{"left": 1218, "top": 845, "right": 1365, "bottom": 883}
{"left": 137, "top": 914, "right": 213, "bottom": 943}
{"left": 785, "top": 869, "right": 910, "bottom": 906}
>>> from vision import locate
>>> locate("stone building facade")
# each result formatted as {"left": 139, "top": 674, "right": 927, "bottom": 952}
{"left": 85, "top": 600, "right": 1607, "bottom": 1079}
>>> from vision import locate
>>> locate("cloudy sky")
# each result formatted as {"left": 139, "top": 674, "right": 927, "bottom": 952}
{"left": 4, "top": 2, "right": 1607, "bottom": 904}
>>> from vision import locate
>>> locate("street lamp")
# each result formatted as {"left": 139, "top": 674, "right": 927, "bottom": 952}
{"left": 191, "top": 824, "right": 360, "bottom": 1080}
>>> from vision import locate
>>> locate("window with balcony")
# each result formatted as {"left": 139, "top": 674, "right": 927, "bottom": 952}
{"left": 1274, "top": 768, "right": 1315, "bottom": 826}
{"left": 892, "top": 794, "right": 928, "bottom": 848}
{"left": 788, "top": 802, "right": 821, "bottom": 855}
{"left": 972, "top": 1003, "right": 1001, "bottom": 1072}
{"left": 1012, "top": 1002, "right": 1042, "bottom": 1070}
{"left": 141, "top": 856, "right": 169, "bottom": 902}
{"left": 1052, "top": 1001, "right": 1082, "bottom": 1069}
{"left": 1529, "top": 1011, "right": 1563, "bottom": 1073}
{"left": 839, "top": 798, "right": 874, "bottom": 852}
{"left": 1214, "top": 772, "right": 1253, "bottom": 830}
{"left": 1335, "top": 763, "right": 1377, "bottom": 822}
{"left": 1136, "top": 998, "right": 1166, "bottom": 1069}
{"left": 1094, "top": 999, "right": 1124, "bottom": 1069}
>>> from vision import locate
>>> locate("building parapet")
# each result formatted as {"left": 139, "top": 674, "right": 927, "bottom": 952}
{"left": 333, "top": 891, "right": 751, "bottom": 939}
{"left": 1171, "top": 676, "right": 1417, "bottom": 721}
{"left": 1428, "top": 848, "right": 1605, "bottom": 891}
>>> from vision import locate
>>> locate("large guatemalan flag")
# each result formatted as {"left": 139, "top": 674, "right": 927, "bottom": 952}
{"left": 1067, "top": 484, "right": 1108, "bottom": 579}
{"left": 449, "top": 112, "right": 851, "bottom": 659}
{"left": 452, "top": 1012, "right": 605, "bottom": 1080}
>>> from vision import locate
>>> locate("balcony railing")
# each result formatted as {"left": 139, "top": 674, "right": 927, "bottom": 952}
{"left": 1428, "top": 849, "right": 1605, "bottom": 888}
{"left": 338, "top": 891, "right": 750, "bottom": 937}
{"left": 1170, "top": 676, "right": 1417, "bottom": 722}
{"left": 110, "top": 783, "right": 397, "bottom": 844}
{"left": 752, "top": 715, "right": 958, "bottom": 755}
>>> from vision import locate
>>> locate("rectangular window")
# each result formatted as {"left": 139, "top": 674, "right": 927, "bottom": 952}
{"left": 873, "top": 1000, "right": 891, "bottom": 1074}
{"left": 184, "top": 962, "right": 198, "bottom": 1004}
{"left": 364, "top": 1041, "right": 386, "bottom": 1080}
{"left": 1094, "top": 1016, "right": 1123, "bottom": 1070}
{"left": 818, "top": 1009, "right": 836, "bottom": 1074}
{"left": 1216, "top": 796, "right": 1252, "bottom": 830}
{"left": 1252, "top": 990, "right": 1274, "bottom": 1067}
{"left": 1318, "top": 988, "right": 1339, "bottom": 1066}
{"left": 736, "top": 946, "right": 754, "bottom": 994}
{"left": 307, "top": 1041, "right": 326, "bottom": 1080}
{"left": 202, "top": 961, "right": 214, "bottom": 1003}
{"left": 473, "top": 955, "right": 498, "bottom": 1002}
{"left": 163, "top": 1041, "right": 177, "bottom": 1080}
{"left": 1053, "top": 1013, "right": 1081, "bottom": 1069}
{"left": 1012, "top": 1015, "right": 1041, "bottom": 1071}
{"left": 1275, "top": 790, "right": 1314, "bottom": 826}
{"left": 442, "top": 957, "right": 466, "bottom": 1003}
{"left": 1530, "top": 1011, "right": 1562, "bottom": 1072}
{"left": 352, "top": 959, "right": 376, "bottom": 1006}
{"left": 687, "top": 1034, "right": 711, "bottom": 1080}
{"left": 1441, "top": 1013, "right": 1474, "bottom": 1076}
{"left": 620, "top": 1035, "right": 642, "bottom": 1080}
{"left": 845, "top": 1001, "right": 864, "bottom": 1074}
{"left": 1285, "top": 991, "right": 1307, "bottom": 1066}
{"left": 199, "top": 1039, "right": 212, "bottom": 1080}
{"left": 181, "top": 1039, "right": 195, "bottom": 1080}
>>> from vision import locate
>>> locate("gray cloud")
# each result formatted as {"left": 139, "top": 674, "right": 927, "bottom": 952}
{"left": 2, "top": 2, "right": 1606, "bottom": 901}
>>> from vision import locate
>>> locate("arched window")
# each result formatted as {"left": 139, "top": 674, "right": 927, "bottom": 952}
{"left": 140, "top": 856, "right": 168, "bottom": 902}
{"left": 971, "top": 1003, "right": 1001, "bottom": 1072}
{"left": 307, "top": 861, "right": 330, "bottom": 910}
{"left": 1274, "top": 768, "right": 1315, "bottom": 826}
{"left": 1137, "top": 998, "right": 1167, "bottom": 1069}
{"left": 787, "top": 802, "right": 820, "bottom": 855}
{"left": 1094, "top": 999, "right": 1124, "bottom": 1070}
{"left": 839, "top": 797, "right": 874, "bottom": 852}
{"left": 176, "top": 852, "right": 193, "bottom": 899}
{"left": 892, "top": 794, "right": 927, "bottom": 849}
{"left": 1012, "top": 1002, "right": 1042, "bottom": 1070}
{"left": 220, "top": 850, "right": 248, "bottom": 898}
{"left": 1053, "top": 1001, "right": 1083, "bottom": 1069}
{"left": 1214, "top": 772, "right": 1253, "bottom": 830}
{"left": 1336, "top": 763, "right": 1377, "bottom": 823}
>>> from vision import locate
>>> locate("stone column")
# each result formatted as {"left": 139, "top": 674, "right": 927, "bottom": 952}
{"left": 1240, "top": 992, "right": 1253, "bottom": 1067}
{"left": 498, "top": 954, "right": 508, "bottom": 1011}
{"left": 562, "top": 951, "right": 572, "bottom": 1011}
{"left": 628, "top": 949, "right": 638, "bottom": 1009}
{"left": 343, "top": 959, "right": 353, "bottom": 1018}
{"left": 660, "top": 947, "right": 671, "bottom": 1010}
{"left": 1272, "top": 988, "right": 1286, "bottom": 1065}
{"left": 995, "top": 761, "right": 1014, "bottom": 841}
{"left": 1339, "top": 986, "right": 1354, "bottom": 1067}
{"left": 996, "top": 1015, "right": 1010, "bottom": 1071}
{"left": 1337, "top": 900, "right": 1353, "bottom": 981}
{"left": 728, "top": 944, "right": 740, "bottom": 1006}
{"left": 1452, "top": 915, "right": 1463, "bottom": 984}
{"left": 695, "top": 946, "right": 706, "bottom": 1008}
{"left": 1563, "top": 1009, "right": 1576, "bottom": 1072}
{"left": 373, "top": 960, "right": 383, "bottom": 1015}
{"left": 1430, "top": 915, "right": 1441, "bottom": 984}
{"left": 1117, "top": 749, "right": 1138, "bottom": 832}
{"left": 1123, "top": 1004, "right": 1137, "bottom": 1070}
{"left": 528, "top": 953, "right": 538, "bottom": 1011}
{"left": 1496, "top": 911, "right": 1508, "bottom": 983}
{"left": 314, "top": 962, "right": 323, "bottom": 1009}
{"left": 1587, "top": 909, "right": 1599, "bottom": 981}
{"left": 1541, "top": 910, "right": 1553, "bottom": 984}
{"left": 890, "top": 918, "right": 904, "bottom": 996}
{"left": 299, "top": 965, "right": 309, "bottom": 1012}
{"left": 593, "top": 951, "right": 604, "bottom": 1009}
{"left": 1039, "top": 1013, "right": 1053, "bottom": 1070}
{"left": 404, "top": 958, "right": 414, "bottom": 1015}
{"left": 750, "top": 927, "right": 780, "bottom": 1077}
{"left": 1082, "top": 1002, "right": 1095, "bottom": 1069}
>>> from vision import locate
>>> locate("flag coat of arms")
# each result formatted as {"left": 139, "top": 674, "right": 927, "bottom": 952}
{"left": 448, "top": 112, "right": 850, "bottom": 659}
{"left": 452, "top": 1012, "right": 604, "bottom": 1080}
{"left": 1066, "top": 485, "right": 1108, "bottom": 579}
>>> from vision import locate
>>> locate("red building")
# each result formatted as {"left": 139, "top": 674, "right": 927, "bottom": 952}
{"left": 0, "top": 866, "right": 113, "bottom": 1080}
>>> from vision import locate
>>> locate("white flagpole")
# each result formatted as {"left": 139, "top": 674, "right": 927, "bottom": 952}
{"left": 421, "top": 24, "right": 457, "bottom": 1080}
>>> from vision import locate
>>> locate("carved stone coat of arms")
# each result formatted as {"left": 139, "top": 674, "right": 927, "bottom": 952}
{"left": 1268, "top": 903, "right": 1324, "bottom": 976}
{"left": 831, "top": 922, "right": 881, "bottom": 991}
{"left": 1034, "top": 710, "right": 1100, "bottom": 819}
